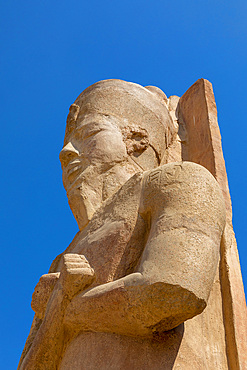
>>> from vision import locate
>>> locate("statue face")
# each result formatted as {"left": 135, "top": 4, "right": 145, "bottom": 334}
{"left": 60, "top": 113, "right": 128, "bottom": 194}
{"left": 59, "top": 113, "right": 136, "bottom": 230}
{"left": 60, "top": 80, "right": 176, "bottom": 230}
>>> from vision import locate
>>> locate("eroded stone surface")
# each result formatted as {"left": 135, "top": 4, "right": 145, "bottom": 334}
{"left": 19, "top": 79, "right": 246, "bottom": 370}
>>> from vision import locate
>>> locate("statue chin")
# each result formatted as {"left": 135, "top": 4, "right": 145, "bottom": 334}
{"left": 68, "top": 187, "right": 96, "bottom": 230}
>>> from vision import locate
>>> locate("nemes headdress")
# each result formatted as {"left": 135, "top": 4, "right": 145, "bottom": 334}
{"left": 65, "top": 79, "right": 176, "bottom": 164}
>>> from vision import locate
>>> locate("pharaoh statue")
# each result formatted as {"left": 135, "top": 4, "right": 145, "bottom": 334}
{"left": 19, "top": 79, "right": 247, "bottom": 369}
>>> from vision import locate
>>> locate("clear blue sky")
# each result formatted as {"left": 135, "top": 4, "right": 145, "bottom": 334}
{"left": 1, "top": 1, "right": 246, "bottom": 368}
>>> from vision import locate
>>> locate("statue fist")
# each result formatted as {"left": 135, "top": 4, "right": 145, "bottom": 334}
{"left": 60, "top": 254, "right": 95, "bottom": 299}
{"left": 31, "top": 272, "right": 60, "bottom": 319}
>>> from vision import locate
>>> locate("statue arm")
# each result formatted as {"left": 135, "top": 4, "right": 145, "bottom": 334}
{"left": 64, "top": 162, "right": 226, "bottom": 336}
{"left": 18, "top": 255, "right": 95, "bottom": 370}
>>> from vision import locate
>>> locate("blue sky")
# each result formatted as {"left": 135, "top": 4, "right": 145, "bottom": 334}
{"left": 1, "top": 1, "right": 246, "bottom": 368}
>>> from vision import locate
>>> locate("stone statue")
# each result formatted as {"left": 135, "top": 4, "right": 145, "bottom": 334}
{"left": 19, "top": 79, "right": 247, "bottom": 369}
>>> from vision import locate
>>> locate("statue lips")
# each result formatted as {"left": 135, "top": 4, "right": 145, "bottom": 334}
{"left": 62, "top": 159, "right": 81, "bottom": 188}
{"left": 64, "top": 157, "right": 90, "bottom": 192}
{"left": 67, "top": 162, "right": 82, "bottom": 182}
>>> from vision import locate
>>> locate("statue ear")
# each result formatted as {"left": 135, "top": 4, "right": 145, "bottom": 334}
{"left": 145, "top": 86, "right": 168, "bottom": 105}
{"left": 122, "top": 126, "right": 149, "bottom": 156}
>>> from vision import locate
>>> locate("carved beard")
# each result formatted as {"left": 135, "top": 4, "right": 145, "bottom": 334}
{"left": 66, "top": 160, "right": 141, "bottom": 230}
{"left": 68, "top": 187, "right": 96, "bottom": 230}
{"left": 66, "top": 165, "right": 103, "bottom": 230}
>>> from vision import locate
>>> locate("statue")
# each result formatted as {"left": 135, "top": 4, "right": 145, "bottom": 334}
{"left": 19, "top": 79, "right": 247, "bottom": 369}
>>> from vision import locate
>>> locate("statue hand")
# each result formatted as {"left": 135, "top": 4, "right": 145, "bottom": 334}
{"left": 59, "top": 254, "right": 95, "bottom": 300}
{"left": 31, "top": 273, "right": 60, "bottom": 319}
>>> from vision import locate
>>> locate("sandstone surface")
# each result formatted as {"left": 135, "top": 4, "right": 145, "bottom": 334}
{"left": 19, "top": 79, "right": 247, "bottom": 370}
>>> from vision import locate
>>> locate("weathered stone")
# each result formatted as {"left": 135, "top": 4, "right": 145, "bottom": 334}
{"left": 19, "top": 79, "right": 246, "bottom": 370}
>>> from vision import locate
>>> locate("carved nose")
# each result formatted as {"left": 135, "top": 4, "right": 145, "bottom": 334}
{"left": 59, "top": 142, "right": 79, "bottom": 168}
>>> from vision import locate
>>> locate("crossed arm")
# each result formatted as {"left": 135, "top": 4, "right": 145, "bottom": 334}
{"left": 18, "top": 254, "right": 95, "bottom": 370}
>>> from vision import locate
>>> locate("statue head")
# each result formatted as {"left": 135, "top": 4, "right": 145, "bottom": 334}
{"left": 59, "top": 79, "right": 176, "bottom": 230}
